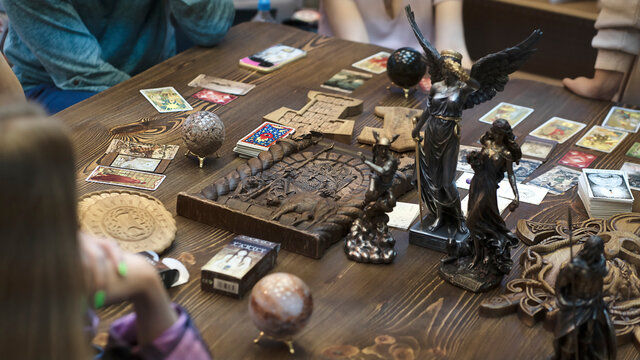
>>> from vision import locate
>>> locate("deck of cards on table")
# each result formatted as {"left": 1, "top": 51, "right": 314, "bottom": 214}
{"left": 233, "top": 122, "right": 295, "bottom": 158}
{"left": 578, "top": 169, "right": 634, "bottom": 218}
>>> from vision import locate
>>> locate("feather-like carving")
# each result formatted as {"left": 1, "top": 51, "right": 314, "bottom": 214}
{"left": 405, "top": 5, "right": 443, "bottom": 82}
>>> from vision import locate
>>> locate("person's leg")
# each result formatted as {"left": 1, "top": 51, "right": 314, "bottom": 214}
{"left": 25, "top": 83, "right": 97, "bottom": 114}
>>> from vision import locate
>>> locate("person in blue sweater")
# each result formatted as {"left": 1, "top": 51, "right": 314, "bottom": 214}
{"left": 1, "top": 0, "right": 234, "bottom": 114}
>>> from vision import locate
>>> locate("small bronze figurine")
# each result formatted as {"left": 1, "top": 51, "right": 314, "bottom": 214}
{"left": 405, "top": 4, "right": 542, "bottom": 252}
{"left": 553, "top": 235, "right": 616, "bottom": 360}
{"left": 345, "top": 132, "right": 400, "bottom": 264}
{"left": 439, "top": 119, "right": 521, "bottom": 292}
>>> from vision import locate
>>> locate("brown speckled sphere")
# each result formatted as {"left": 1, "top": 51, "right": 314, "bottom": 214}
{"left": 249, "top": 273, "right": 313, "bottom": 338}
{"left": 182, "top": 111, "right": 225, "bottom": 159}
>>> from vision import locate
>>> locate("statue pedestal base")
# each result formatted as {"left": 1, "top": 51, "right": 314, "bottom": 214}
{"left": 408, "top": 215, "right": 469, "bottom": 253}
{"left": 439, "top": 260, "right": 503, "bottom": 293}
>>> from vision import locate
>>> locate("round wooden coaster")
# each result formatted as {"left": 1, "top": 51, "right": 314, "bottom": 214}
{"left": 78, "top": 190, "right": 176, "bottom": 253}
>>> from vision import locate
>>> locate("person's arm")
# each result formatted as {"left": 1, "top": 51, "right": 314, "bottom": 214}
{"left": 168, "top": 0, "right": 234, "bottom": 47}
{"left": 0, "top": 55, "right": 24, "bottom": 103}
{"left": 434, "top": 0, "right": 472, "bottom": 69}
{"left": 1, "top": 0, "right": 129, "bottom": 92}
{"left": 322, "top": 0, "right": 369, "bottom": 43}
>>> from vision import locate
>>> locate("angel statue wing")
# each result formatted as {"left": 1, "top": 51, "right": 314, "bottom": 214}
{"left": 405, "top": 5, "right": 444, "bottom": 82}
{"left": 464, "top": 30, "right": 543, "bottom": 109}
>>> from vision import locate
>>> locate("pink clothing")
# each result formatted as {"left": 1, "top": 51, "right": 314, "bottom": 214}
{"left": 318, "top": 0, "right": 457, "bottom": 50}
{"left": 102, "top": 305, "right": 212, "bottom": 359}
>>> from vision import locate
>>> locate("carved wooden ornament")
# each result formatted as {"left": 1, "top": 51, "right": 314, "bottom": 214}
{"left": 357, "top": 106, "right": 423, "bottom": 152}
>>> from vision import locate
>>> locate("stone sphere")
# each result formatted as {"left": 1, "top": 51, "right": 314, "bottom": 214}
{"left": 249, "top": 272, "right": 313, "bottom": 338}
{"left": 386, "top": 47, "right": 427, "bottom": 89}
{"left": 181, "top": 111, "right": 225, "bottom": 159}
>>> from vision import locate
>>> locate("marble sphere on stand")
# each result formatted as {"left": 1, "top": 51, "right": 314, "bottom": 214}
{"left": 249, "top": 272, "right": 313, "bottom": 339}
{"left": 181, "top": 110, "right": 225, "bottom": 168}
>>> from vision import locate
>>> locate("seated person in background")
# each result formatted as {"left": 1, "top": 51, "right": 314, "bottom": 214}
{"left": 319, "top": 0, "right": 471, "bottom": 68}
{"left": 0, "top": 102, "right": 212, "bottom": 360}
{"left": 563, "top": 0, "right": 639, "bottom": 101}
{"left": 1, "top": 0, "right": 235, "bottom": 114}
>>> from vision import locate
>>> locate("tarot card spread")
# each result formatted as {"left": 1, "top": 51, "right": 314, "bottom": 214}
{"left": 140, "top": 87, "right": 192, "bottom": 113}
{"left": 558, "top": 150, "right": 597, "bottom": 168}
{"left": 530, "top": 117, "right": 586, "bottom": 144}
{"left": 192, "top": 89, "right": 237, "bottom": 105}
{"left": 479, "top": 102, "right": 533, "bottom": 128}
{"left": 602, "top": 106, "right": 640, "bottom": 133}
{"left": 322, "top": 69, "right": 372, "bottom": 94}
{"left": 620, "top": 162, "right": 640, "bottom": 191}
{"left": 86, "top": 166, "right": 166, "bottom": 191}
{"left": 528, "top": 166, "right": 581, "bottom": 194}
{"left": 352, "top": 51, "right": 390, "bottom": 74}
{"left": 576, "top": 125, "right": 628, "bottom": 153}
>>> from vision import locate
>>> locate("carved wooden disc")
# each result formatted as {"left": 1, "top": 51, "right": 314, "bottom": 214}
{"left": 78, "top": 190, "right": 176, "bottom": 253}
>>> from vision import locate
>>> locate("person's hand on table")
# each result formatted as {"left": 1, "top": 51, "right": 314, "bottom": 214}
{"left": 562, "top": 69, "right": 623, "bottom": 101}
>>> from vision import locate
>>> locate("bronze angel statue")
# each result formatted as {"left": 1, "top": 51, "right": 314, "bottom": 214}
{"left": 406, "top": 4, "right": 542, "bottom": 249}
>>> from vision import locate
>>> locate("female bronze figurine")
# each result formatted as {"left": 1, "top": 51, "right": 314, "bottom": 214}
{"left": 439, "top": 120, "right": 521, "bottom": 292}
{"left": 405, "top": 5, "right": 541, "bottom": 249}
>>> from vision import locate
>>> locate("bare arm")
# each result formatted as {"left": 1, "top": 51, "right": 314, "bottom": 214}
{"left": 0, "top": 56, "right": 24, "bottom": 104}
{"left": 322, "top": 0, "right": 369, "bottom": 43}
{"left": 434, "top": 0, "right": 472, "bottom": 69}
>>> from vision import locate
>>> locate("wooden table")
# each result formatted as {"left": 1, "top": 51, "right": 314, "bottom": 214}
{"left": 57, "top": 22, "right": 639, "bottom": 359}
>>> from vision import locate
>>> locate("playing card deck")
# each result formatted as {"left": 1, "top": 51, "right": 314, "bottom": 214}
{"left": 233, "top": 122, "right": 295, "bottom": 158}
{"left": 578, "top": 169, "right": 633, "bottom": 218}
{"left": 322, "top": 69, "right": 372, "bottom": 93}
{"left": 239, "top": 44, "right": 306, "bottom": 73}
{"left": 140, "top": 87, "right": 192, "bottom": 113}
{"left": 576, "top": 125, "right": 628, "bottom": 153}
{"left": 530, "top": 117, "right": 586, "bottom": 144}
{"left": 352, "top": 51, "right": 390, "bottom": 74}
{"left": 188, "top": 74, "right": 255, "bottom": 96}
{"left": 201, "top": 235, "right": 279, "bottom": 298}
{"left": 86, "top": 166, "right": 166, "bottom": 191}
{"left": 479, "top": 102, "right": 533, "bottom": 128}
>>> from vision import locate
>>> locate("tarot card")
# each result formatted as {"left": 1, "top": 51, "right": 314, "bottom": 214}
{"left": 321, "top": 69, "right": 372, "bottom": 94}
{"left": 140, "top": 87, "right": 192, "bottom": 113}
{"left": 456, "top": 145, "right": 481, "bottom": 173}
{"left": 479, "top": 102, "right": 534, "bottom": 128}
{"left": 528, "top": 166, "right": 581, "bottom": 195}
{"left": 576, "top": 125, "right": 628, "bottom": 153}
{"left": 386, "top": 202, "right": 420, "bottom": 230}
{"left": 237, "top": 122, "right": 295, "bottom": 151}
{"left": 583, "top": 169, "right": 633, "bottom": 201}
{"left": 352, "top": 51, "right": 390, "bottom": 74}
{"left": 530, "top": 117, "right": 586, "bottom": 144}
{"left": 192, "top": 89, "right": 237, "bottom": 105}
{"left": 627, "top": 143, "right": 640, "bottom": 159}
{"left": 621, "top": 162, "right": 640, "bottom": 191}
{"left": 520, "top": 136, "right": 557, "bottom": 160}
{"left": 105, "top": 139, "right": 179, "bottom": 160}
{"left": 456, "top": 172, "right": 474, "bottom": 190}
{"left": 602, "top": 106, "right": 640, "bottom": 133}
{"left": 461, "top": 195, "right": 511, "bottom": 217}
{"left": 86, "top": 166, "right": 165, "bottom": 191}
{"left": 187, "top": 74, "right": 255, "bottom": 96}
{"left": 512, "top": 158, "right": 543, "bottom": 182}
{"left": 239, "top": 44, "right": 306, "bottom": 73}
{"left": 497, "top": 181, "right": 549, "bottom": 205}
{"left": 558, "top": 150, "right": 597, "bottom": 168}
{"left": 110, "top": 154, "right": 161, "bottom": 172}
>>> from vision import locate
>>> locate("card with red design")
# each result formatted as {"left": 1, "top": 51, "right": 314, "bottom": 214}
{"left": 192, "top": 89, "right": 237, "bottom": 105}
{"left": 352, "top": 51, "right": 390, "bottom": 74}
{"left": 86, "top": 166, "right": 165, "bottom": 191}
{"left": 233, "top": 122, "right": 295, "bottom": 158}
{"left": 558, "top": 150, "right": 597, "bottom": 168}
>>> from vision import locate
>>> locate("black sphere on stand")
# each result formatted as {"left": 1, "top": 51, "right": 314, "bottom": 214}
{"left": 386, "top": 47, "right": 427, "bottom": 98}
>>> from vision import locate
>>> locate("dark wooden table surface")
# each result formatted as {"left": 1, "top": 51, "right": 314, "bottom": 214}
{"left": 57, "top": 22, "right": 639, "bottom": 359}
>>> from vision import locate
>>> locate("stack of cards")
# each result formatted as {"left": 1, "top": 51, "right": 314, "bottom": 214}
{"left": 578, "top": 169, "right": 634, "bottom": 218}
{"left": 233, "top": 122, "right": 295, "bottom": 158}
